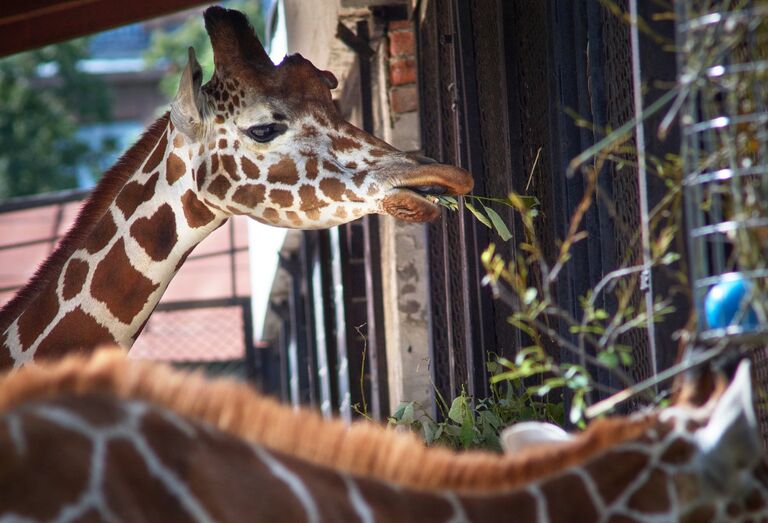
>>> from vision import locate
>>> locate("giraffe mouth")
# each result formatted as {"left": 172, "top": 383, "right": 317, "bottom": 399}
{"left": 382, "top": 165, "right": 474, "bottom": 222}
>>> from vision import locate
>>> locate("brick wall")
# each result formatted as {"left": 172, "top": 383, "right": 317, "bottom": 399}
{"left": 387, "top": 20, "right": 418, "bottom": 115}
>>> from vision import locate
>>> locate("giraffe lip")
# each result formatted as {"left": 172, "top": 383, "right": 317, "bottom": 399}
{"left": 393, "top": 164, "right": 474, "bottom": 197}
{"left": 381, "top": 188, "right": 442, "bottom": 222}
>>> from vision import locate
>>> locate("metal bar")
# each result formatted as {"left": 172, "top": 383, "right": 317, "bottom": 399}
{"left": 240, "top": 298, "right": 258, "bottom": 383}
{"left": 451, "top": 0, "right": 491, "bottom": 399}
{"left": 0, "top": 187, "right": 88, "bottom": 213}
{"left": 153, "top": 296, "right": 248, "bottom": 312}
{"left": 335, "top": 21, "right": 375, "bottom": 59}
{"left": 228, "top": 219, "right": 237, "bottom": 298}
{"left": 49, "top": 204, "right": 64, "bottom": 254}
{"left": 309, "top": 232, "right": 334, "bottom": 418}
{"left": 328, "top": 226, "right": 351, "bottom": 423}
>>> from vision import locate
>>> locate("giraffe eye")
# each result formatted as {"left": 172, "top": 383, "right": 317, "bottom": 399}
{"left": 246, "top": 123, "right": 287, "bottom": 143}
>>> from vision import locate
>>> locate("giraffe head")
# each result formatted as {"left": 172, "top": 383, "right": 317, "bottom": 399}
{"left": 497, "top": 360, "right": 768, "bottom": 519}
{"left": 169, "top": 6, "right": 472, "bottom": 229}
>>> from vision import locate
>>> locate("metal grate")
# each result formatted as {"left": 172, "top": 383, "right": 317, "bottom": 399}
{"left": 677, "top": 1, "right": 768, "bottom": 344}
{"left": 417, "top": 0, "right": 684, "bottom": 416}
{"left": 130, "top": 300, "right": 250, "bottom": 363}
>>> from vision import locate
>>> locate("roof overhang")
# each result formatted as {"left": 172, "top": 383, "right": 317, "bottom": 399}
{"left": 0, "top": 0, "right": 213, "bottom": 58}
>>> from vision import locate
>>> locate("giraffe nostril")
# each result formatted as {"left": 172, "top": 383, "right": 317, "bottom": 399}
{"left": 410, "top": 154, "right": 438, "bottom": 165}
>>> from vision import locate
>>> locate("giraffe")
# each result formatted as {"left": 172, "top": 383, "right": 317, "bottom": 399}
{"left": 0, "top": 7, "right": 473, "bottom": 369}
{"left": 0, "top": 349, "right": 764, "bottom": 522}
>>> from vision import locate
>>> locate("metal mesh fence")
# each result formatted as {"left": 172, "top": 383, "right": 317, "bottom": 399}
{"left": 130, "top": 303, "right": 246, "bottom": 363}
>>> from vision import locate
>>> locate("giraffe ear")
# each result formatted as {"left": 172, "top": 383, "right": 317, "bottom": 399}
{"left": 694, "top": 360, "right": 762, "bottom": 490}
{"left": 500, "top": 421, "right": 573, "bottom": 454}
{"left": 171, "top": 47, "right": 204, "bottom": 138}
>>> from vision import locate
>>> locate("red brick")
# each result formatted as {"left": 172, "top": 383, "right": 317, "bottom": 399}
{"left": 388, "top": 20, "right": 412, "bottom": 32}
{"left": 390, "top": 85, "right": 418, "bottom": 113}
{"left": 389, "top": 30, "right": 415, "bottom": 57}
{"left": 390, "top": 57, "right": 417, "bottom": 86}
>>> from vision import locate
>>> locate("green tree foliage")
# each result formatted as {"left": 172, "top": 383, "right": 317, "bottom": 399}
{"left": 145, "top": 1, "right": 265, "bottom": 102}
{"left": 0, "top": 38, "right": 113, "bottom": 200}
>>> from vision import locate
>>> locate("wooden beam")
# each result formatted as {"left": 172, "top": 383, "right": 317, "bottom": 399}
{"left": 0, "top": 0, "right": 213, "bottom": 58}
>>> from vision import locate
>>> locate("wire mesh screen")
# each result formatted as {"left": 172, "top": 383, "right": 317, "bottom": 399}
{"left": 678, "top": 1, "right": 768, "bottom": 343}
{"left": 130, "top": 303, "right": 246, "bottom": 363}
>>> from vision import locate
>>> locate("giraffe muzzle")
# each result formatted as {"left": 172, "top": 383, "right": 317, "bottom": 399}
{"left": 382, "top": 163, "right": 474, "bottom": 222}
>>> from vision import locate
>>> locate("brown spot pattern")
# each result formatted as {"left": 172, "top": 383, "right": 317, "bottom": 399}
{"left": 346, "top": 189, "right": 366, "bottom": 202}
{"left": 142, "top": 130, "right": 168, "bottom": 173}
{"left": 0, "top": 332, "right": 11, "bottom": 368}
{"left": 232, "top": 185, "right": 266, "bottom": 208}
{"left": 627, "top": 468, "right": 670, "bottom": 513}
{"left": 351, "top": 171, "right": 368, "bottom": 187}
{"left": 62, "top": 259, "right": 89, "bottom": 300}
{"left": 165, "top": 152, "right": 186, "bottom": 185}
{"left": 333, "top": 207, "right": 347, "bottom": 219}
{"left": 36, "top": 307, "right": 114, "bottom": 358}
{"left": 586, "top": 451, "right": 650, "bottom": 505}
{"left": 319, "top": 178, "right": 347, "bottom": 201}
{"left": 267, "top": 156, "right": 299, "bottom": 185}
{"left": 130, "top": 204, "right": 178, "bottom": 262}
{"left": 196, "top": 161, "right": 207, "bottom": 191}
{"left": 241, "top": 157, "right": 260, "bottom": 179}
{"left": 221, "top": 154, "right": 240, "bottom": 180}
{"left": 0, "top": 414, "right": 92, "bottom": 520}
{"left": 542, "top": 473, "right": 598, "bottom": 522}
{"left": 219, "top": 139, "right": 227, "bottom": 149}
{"left": 322, "top": 160, "right": 341, "bottom": 173}
{"left": 181, "top": 190, "right": 216, "bottom": 228}
{"left": 103, "top": 438, "right": 198, "bottom": 522}
{"left": 298, "top": 185, "right": 327, "bottom": 213}
{"left": 91, "top": 239, "right": 159, "bottom": 324}
{"left": 286, "top": 211, "right": 302, "bottom": 225}
{"left": 305, "top": 157, "right": 319, "bottom": 180}
{"left": 208, "top": 175, "right": 231, "bottom": 199}
{"left": 269, "top": 189, "right": 294, "bottom": 208}
{"left": 330, "top": 134, "right": 361, "bottom": 152}
{"left": 211, "top": 154, "right": 220, "bottom": 175}
{"left": 301, "top": 124, "right": 319, "bottom": 137}
{"left": 116, "top": 172, "right": 159, "bottom": 219}
{"left": 660, "top": 439, "right": 696, "bottom": 465}
{"left": 263, "top": 208, "right": 279, "bottom": 223}
{"left": 17, "top": 287, "right": 59, "bottom": 349}
{"left": 86, "top": 213, "right": 117, "bottom": 254}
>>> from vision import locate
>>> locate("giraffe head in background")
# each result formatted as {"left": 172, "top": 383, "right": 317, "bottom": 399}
{"left": 170, "top": 6, "right": 472, "bottom": 230}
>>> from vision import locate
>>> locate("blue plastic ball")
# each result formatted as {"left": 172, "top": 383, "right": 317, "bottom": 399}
{"left": 704, "top": 275, "right": 759, "bottom": 330}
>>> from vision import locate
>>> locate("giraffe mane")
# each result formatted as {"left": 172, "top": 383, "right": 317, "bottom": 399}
{"left": 0, "top": 114, "right": 170, "bottom": 334}
{"left": 0, "top": 348, "right": 658, "bottom": 492}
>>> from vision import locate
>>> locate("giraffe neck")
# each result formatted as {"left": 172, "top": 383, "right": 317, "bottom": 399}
{"left": 0, "top": 115, "right": 225, "bottom": 368}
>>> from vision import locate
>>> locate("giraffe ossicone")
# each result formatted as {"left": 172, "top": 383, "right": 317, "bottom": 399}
{"left": 0, "top": 351, "right": 765, "bottom": 521}
{"left": 0, "top": 6, "right": 473, "bottom": 368}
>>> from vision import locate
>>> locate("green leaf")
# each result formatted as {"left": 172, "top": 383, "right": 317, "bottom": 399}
{"left": 460, "top": 421, "right": 475, "bottom": 449}
{"left": 483, "top": 206, "right": 513, "bottom": 241}
{"left": 523, "top": 287, "right": 538, "bottom": 305}
{"left": 448, "top": 396, "right": 468, "bottom": 424}
{"left": 423, "top": 421, "right": 435, "bottom": 444}
{"left": 466, "top": 202, "right": 493, "bottom": 228}
{"left": 597, "top": 351, "right": 619, "bottom": 368}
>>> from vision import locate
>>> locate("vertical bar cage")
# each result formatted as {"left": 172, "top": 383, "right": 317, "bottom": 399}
{"left": 678, "top": 0, "right": 768, "bottom": 344}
